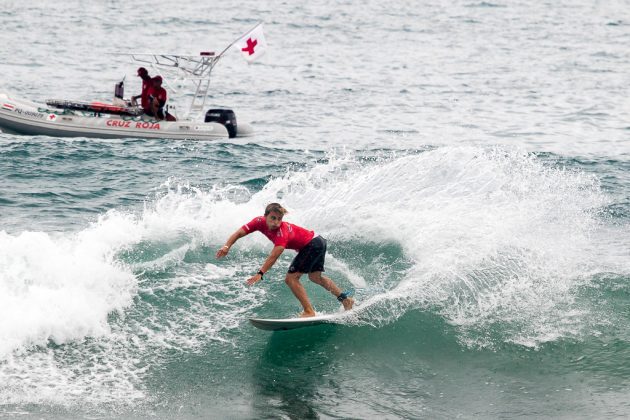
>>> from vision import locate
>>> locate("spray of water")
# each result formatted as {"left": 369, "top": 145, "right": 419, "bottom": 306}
{"left": 240, "top": 146, "right": 615, "bottom": 348}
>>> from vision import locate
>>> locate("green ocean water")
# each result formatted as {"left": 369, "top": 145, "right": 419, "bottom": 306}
{"left": 1, "top": 139, "right": 628, "bottom": 419}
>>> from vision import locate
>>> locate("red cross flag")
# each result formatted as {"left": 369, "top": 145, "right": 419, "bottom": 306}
{"left": 235, "top": 23, "right": 267, "bottom": 63}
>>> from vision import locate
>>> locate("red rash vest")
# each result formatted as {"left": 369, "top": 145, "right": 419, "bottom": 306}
{"left": 140, "top": 79, "right": 152, "bottom": 109}
{"left": 242, "top": 217, "right": 315, "bottom": 251}
{"left": 153, "top": 87, "right": 167, "bottom": 106}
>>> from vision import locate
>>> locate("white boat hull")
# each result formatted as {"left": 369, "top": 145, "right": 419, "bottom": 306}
{"left": 0, "top": 93, "right": 253, "bottom": 140}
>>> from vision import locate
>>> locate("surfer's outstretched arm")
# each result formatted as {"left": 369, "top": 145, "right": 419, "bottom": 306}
{"left": 247, "top": 245, "right": 284, "bottom": 286}
{"left": 216, "top": 228, "right": 247, "bottom": 259}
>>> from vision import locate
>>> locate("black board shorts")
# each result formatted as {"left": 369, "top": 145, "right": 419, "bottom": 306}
{"left": 288, "top": 236, "right": 327, "bottom": 274}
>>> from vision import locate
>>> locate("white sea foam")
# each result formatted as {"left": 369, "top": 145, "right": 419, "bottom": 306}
{"left": 0, "top": 220, "right": 137, "bottom": 358}
{"left": 0, "top": 211, "right": 145, "bottom": 404}
{"left": 0, "top": 190, "right": 266, "bottom": 405}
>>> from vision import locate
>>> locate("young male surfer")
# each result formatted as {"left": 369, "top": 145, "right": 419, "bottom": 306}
{"left": 215, "top": 203, "right": 354, "bottom": 317}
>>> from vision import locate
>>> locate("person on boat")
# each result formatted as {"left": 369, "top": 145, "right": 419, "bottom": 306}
{"left": 215, "top": 203, "right": 354, "bottom": 317}
{"left": 148, "top": 76, "right": 168, "bottom": 120}
{"left": 131, "top": 67, "right": 152, "bottom": 110}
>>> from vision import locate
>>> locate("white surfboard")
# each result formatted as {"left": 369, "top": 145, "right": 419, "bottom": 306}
{"left": 249, "top": 312, "right": 346, "bottom": 331}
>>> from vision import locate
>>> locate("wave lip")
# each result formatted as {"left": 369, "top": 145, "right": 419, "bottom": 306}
{"left": 0, "top": 214, "right": 139, "bottom": 359}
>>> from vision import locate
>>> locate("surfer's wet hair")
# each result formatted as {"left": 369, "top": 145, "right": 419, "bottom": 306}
{"left": 265, "top": 203, "right": 287, "bottom": 216}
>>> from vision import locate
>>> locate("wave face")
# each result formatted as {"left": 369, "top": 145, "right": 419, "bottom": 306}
{"left": 3, "top": 146, "right": 627, "bottom": 413}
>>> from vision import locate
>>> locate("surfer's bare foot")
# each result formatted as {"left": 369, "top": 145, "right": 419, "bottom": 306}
{"left": 300, "top": 310, "right": 316, "bottom": 318}
{"left": 342, "top": 297, "right": 354, "bottom": 311}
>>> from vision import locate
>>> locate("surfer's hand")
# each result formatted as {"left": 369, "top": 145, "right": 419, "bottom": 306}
{"left": 215, "top": 245, "right": 229, "bottom": 259}
{"left": 246, "top": 273, "right": 263, "bottom": 286}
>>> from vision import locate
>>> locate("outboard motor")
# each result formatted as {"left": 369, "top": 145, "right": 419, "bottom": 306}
{"left": 205, "top": 109, "right": 237, "bottom": 138}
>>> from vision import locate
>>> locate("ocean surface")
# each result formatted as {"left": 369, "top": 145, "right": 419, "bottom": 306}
{"left": 1, "top": 1, "right": 629, "bottom": 418}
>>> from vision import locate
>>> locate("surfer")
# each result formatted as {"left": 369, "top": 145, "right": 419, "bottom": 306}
{"left": 215, "top": 203, "right": 354, "bottom": 317}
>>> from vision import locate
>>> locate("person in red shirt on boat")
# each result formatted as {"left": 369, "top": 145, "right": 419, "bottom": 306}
{"left": 148, "top": 76, "right": 168, "bottom": 120}
{"left": 216, "top": 203, "right": 354, "bottom": 317}
{"left": 131, "top": 67, "right": 152, "bottom": 110}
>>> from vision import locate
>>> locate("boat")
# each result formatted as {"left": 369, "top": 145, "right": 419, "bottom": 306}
{"left": 0, "top": 24, "right": 265, "bottom": 140}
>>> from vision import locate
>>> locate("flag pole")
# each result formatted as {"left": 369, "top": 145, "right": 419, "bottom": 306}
{"left": 216, "top": 21, "right": 263, "bottom": 60}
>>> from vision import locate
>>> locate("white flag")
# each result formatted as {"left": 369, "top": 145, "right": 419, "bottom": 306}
{"left": 235, "top": 23, "right": 267, "bottom": 63}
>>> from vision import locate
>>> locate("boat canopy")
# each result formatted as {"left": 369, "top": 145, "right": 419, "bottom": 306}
{"left": 117, "top": 22, "right": 262, "bottom": 120}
